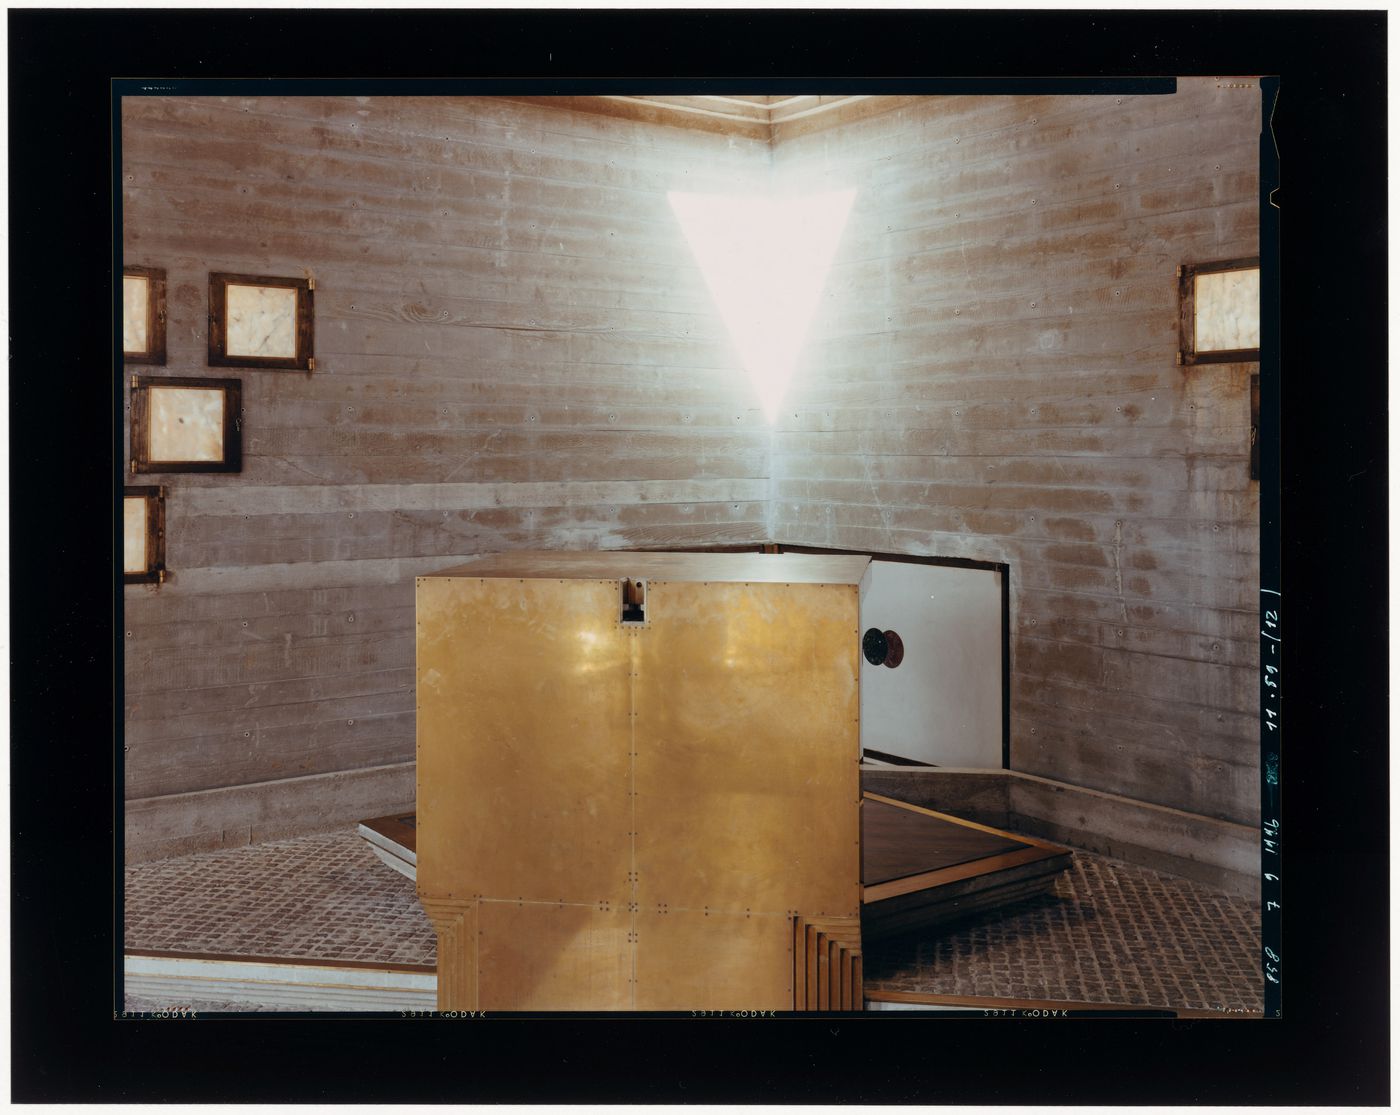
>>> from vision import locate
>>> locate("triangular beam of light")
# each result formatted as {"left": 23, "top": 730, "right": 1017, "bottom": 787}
{"left": 668, "top": 189, "right": 856, "bottom": 422}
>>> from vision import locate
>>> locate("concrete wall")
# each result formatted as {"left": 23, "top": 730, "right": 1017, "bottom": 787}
{"left": 771, "top": 81, "right": 1261, "bottom": 825}
{"left": 123, "top": 84, "right": 1263, "bottom": 857}
{"left": 121, "top": 95, "right": 771, "bottom": 859}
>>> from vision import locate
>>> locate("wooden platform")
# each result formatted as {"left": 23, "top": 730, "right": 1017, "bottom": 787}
{"left": 860, "top": 792, "right": 1072, "bottom": 940}
{"left": 357, "top": 814, "right": 417, "bottom": 880}
{"left": 359, "top": 791, "right": 1071, "bottom": 947}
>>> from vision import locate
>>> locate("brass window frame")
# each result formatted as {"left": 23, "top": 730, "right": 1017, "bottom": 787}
{"left": 123, "top": 265, "right": 167, "bottom": 366}
{"left": 207, "top": 271, "right": 314, "bottom": 370}
{"left": 123, "top": 485, "right": 166, "bottom": 585}
{"left": 129, "top": 374, "right": 243, "bottom": 474}
{"left": 1177, "top": 256, "right": 1261, "bottom": 366}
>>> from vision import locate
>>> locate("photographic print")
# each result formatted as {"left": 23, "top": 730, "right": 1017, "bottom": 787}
{"left": 7, "top": 7, "right": 1387, "bottom": 1107}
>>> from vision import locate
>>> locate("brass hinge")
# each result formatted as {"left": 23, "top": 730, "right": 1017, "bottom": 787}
{"left": 1176, "top": 351, "right": 1184, "bottom": 366}
{"left": 130, "top": 459, "right": 137, "bottom": 473}
{"left": 158, "top": 568, "right": 166, "bottom": 585}
{"left": 307, "top": 357, "right": 316, "bottom": 372}
{"left": 307, "top": 277, "right": 316, "bottom": 290}
{"left": 1176, "top": 265, "right": 1184, "bottom": 278}
{"left": 131, "top": 374, "right": 139, "bottom": 388}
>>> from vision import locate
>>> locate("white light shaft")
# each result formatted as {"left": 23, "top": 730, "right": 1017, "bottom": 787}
{"left": 669, "top": 189, "right": 856, "bottom": 421}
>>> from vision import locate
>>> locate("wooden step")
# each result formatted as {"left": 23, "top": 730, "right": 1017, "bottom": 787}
{"left": 860, "top": 792, "right": 1073, "bottom": 940}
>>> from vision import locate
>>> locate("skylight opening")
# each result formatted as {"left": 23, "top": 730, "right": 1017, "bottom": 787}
{"left": 668, "top": 188, "right": 856, "bottom": 422}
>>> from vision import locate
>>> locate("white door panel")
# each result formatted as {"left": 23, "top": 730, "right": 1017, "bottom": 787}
{"left": 859, "top": 560, "right": 1003, "bottom": 768}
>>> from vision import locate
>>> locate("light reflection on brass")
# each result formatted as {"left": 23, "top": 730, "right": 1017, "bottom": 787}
{"left": 477, "top": 902, "right": 633, "bottom": 1010}
{"left": 416, "top": 576, "right": 632, "bottom": 907}
{"left": 417, "top": 553, "right": 867, "bottom": 1010}
{"left": 634, "top": 580, "right": 861, "bottom": 918}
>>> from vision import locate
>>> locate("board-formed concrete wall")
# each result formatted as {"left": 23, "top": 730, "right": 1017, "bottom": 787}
{"left": 123, "top": 84, "right": 1263, "bottom": 859}
{"left": 121, "top": 95, "right": 771, "bottom": 859}
{"left": 771, "top": 80, "right": 1262, "bottom": 825}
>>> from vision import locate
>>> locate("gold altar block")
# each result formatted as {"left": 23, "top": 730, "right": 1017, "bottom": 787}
{"left": 416, "top": 550, "right": 867, "bottom": 1011}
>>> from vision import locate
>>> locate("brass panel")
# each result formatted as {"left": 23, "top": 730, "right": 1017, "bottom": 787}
{"left": 415, "top": 576, "right": 633, "bottom": 904}
{"left": 423, "top": 550, "right": 869, "bottom": 587}
{"left": 634, "top": 580, "right": 861, "bottom": 917}
{"left": 420, "top": 896, "right": 478, "bottom": 1011}
{"left": 633, "top": 908, "right": 792, "bottom": 1011}
{"left": 477, "top": 901, "right": 632, "bottom": 1011}
{"left": 810, "top": 923, "right": 858, "bottom": 1010}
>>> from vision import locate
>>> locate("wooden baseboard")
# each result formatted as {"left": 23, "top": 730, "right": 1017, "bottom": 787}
{"left": 124, "top": 761, "right": 416, "bottom": 864}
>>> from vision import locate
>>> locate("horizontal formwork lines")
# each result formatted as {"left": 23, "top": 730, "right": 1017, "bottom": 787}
{"left": 128, "top": 93, "right": 768, "bottom": 176}
{"left": 820, "top": 202, "right": 1257, "bottom": 302}
{"left": 788, "top": 132, "right": 1258, "bottom": 240}
{"left": 240, "top": 358, "right": 748, "bottom": 402}
{"left": 125, "top": 719, "right": 417, "bottom": 799}
{"left": 168, "top": 478, "right": 769, "bottom": 518}
{"left": 1016, "top": 590, "right": 1262, "bottom": 651}
{"left": 120, "top": 163, "right": 714, "bottom": 268}
{"left": 121, "top": 147, "right": 722, "bottom": 254}
{"left": 239, "top": 425, "right": 766, "bottom": 460}
{"left": 774, "top": 435, "right": 1249, "bottom": 468}
{"left": 771, "top": 429, "right": 1248, "bottom": 461}
{"left": 234, "top": 398, "right": 759, "bottom": 436}
{"left": 125, "top": 684, "right": 416, "bottom": 745}
{"left": 123, "top": 188, "right": 703, "bottom": 279}
{"left": 126, "top": 600, "right": 411, "bottom": 653}
{"left": 775, "top": 83, "right": 1258, "bottom": 191}
{"left": 165, "top": 504, "right": 769, "bottom": 569}
{"left": 1011, "top": 689, "right": 1257, "bottom": 764}
{"left": 774, "top": 391, "right": 1245, "bottom": 436}
{"left": 787, "top": 364, "right": 1188, "bottom": 408}
{"left": 124, "top": 94, "right": 764, "bottom": 188}
{"left": 125, "top": 627, "right": 415, "bottom": 695}
{"left": 122, "top": 105, "right": 763, "bottom": 214}
{"left": 123, "top": 664, "right": 414, "bottom": 722}
{"left": 773, "top": 460, "right": 1254, "bottom": 499}
{"left": 805, "top": 160, "right": 1258, "bottom": 272}
{"left": 1014, "top": 612, "right": 1257, "bottom": 672}
{"left": 1012, "top": 628, "right": 1257, "bottom": 706}
{"left": 123, "top": 455, "right": 772, "bottom": 489}
{"left": 123, "top": 236, "right": 716, "bottom": 324}
{"left": 773, "top": 517, "right": 1254, "bottom": 612}
{"left": 124, "top": 219, "right": 707, "bottom": 310}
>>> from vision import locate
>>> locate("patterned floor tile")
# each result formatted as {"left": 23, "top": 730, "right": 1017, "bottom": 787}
{"left": 124, "top": 828, "right": 1261, "bottom": 1013}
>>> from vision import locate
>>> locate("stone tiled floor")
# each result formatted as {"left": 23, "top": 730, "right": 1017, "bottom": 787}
{"left": 124, "top": 830, "right": 436, "bottom": 966}
{"left": 124, "top": 828, "right": 1261, "bottom": 1013}
{"left": 863, "top": 854, "right": 1263, "bottom": 1013}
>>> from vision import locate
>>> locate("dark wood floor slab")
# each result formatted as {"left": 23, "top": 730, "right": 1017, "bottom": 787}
{"left": 861, "top": 798, "right": 1025, "bottom": 885}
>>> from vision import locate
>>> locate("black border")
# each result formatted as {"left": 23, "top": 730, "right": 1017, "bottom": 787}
{"left": 9, "top": 7, "right": 1388, "bottom": 1105}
